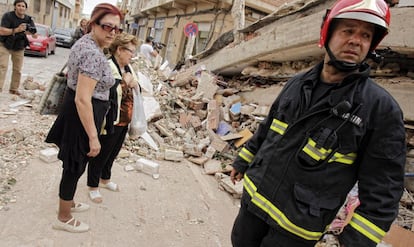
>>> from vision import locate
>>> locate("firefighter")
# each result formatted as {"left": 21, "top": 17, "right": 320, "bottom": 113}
{"left": 230, "top": 0, "right": 406, "bottom": 246}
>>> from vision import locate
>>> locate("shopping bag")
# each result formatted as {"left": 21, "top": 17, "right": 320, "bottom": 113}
{"left": 128, "top": 86, "right": 147, "bottom": 138}
{"left": 38, "top": 63, "right": 67, "bottom": 115}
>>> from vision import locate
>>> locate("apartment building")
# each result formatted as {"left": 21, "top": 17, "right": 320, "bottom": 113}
{"left": 121, "top": 0, "right": 282, "bottom": 67}
{"left": 0, "top": 0, "right": 82, "bottom": 29}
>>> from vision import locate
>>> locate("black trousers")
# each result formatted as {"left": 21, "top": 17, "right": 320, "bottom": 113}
{"left": 87, "top": 125, "right": 128, "bottom": 187}
{"left": 231, "top": 194, "right": 317, "bottom": 247}
{"left": 59, "top": 163, "right": 86, "bottom": 200}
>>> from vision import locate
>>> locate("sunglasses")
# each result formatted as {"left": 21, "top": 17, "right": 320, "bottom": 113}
{"left": 122, "top": 47, "right": 136, "bottom": 55}
{"left": 99, "top": 23, "right": 123, "bottom": 34}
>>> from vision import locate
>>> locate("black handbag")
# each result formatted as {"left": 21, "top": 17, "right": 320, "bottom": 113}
{"left": 38, "top": 63, "right": 67, "bottom": 115}
{"left": 3, "top": 33, "right": 28, "bottom": 51}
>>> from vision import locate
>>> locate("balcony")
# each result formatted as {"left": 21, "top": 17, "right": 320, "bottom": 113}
{"left": 141, "top": 0, "right": 228, "bottom": 16}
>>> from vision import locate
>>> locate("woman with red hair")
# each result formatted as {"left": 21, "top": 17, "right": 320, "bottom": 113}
{"left": 46, "top": 3, "right": 123, "bottom": 233}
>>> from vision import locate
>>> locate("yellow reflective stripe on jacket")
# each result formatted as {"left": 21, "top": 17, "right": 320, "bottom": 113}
{"left": 270, "top": 119, "right": 288, "bottom": 135}
{"left": 349, "top": 213, "right": 386, "bottom": 243}
{"left": 243, "top": 175, "right": 324, "bottom": 241}
{"left": 328, "top": 152, "right": 357, "bottom": 164}
{"left": 238, "top": 147, "right": 254, "bottom": 163}
{"left": 302, "top": 138, "right": 332, "bottom": 161}
{"left": 303, "top": 139, "right": 357, "bottom": 165}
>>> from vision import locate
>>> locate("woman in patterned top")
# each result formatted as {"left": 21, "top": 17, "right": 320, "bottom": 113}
{"left": 45, "top": 3, "right": 123, "bottom": 233}
{"left": 87, "top": 33, "right": 139, "bottom": 203}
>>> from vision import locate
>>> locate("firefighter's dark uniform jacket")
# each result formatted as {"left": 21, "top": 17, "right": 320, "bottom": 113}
{"left": 233, "top": 62, "right": 406, "bottom": 246}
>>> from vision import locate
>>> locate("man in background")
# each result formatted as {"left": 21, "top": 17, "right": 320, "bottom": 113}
{"left": 140, "top": 36, "right": 158, "bottom": 61}
{"left": 0, "top": 0, "right": 37, "bottom": 95}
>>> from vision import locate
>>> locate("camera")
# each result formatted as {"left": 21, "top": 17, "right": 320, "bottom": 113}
{"left": 152, "top": 41, "right": 165, "bottom": 51}
{"left": 26, "top": 24, "right": 36, "bottom": 34}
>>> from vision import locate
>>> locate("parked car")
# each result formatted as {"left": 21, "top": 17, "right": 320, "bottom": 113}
{"left": 54, "top": 27, "right": 75, "bottom": 48}
{"left": 24, "top": 23, "right": 56, "bottom": 58}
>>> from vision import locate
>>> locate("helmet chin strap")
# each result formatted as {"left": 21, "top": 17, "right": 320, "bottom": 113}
{"left": 326, "top": 45, "right": 362, "bottom": 72}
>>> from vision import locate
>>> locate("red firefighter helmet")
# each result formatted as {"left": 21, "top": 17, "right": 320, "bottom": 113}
{"left": 319, "top": 0, "right": 390, "bottom": 51}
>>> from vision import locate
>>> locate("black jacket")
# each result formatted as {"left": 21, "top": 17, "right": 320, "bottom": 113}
{"left": 233, "top": 62, "right": 406, "bottom": 246}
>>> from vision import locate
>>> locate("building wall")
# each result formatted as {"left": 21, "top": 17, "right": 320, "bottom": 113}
{"left": 127, "top": 0, "right": 252, "bottom": 67}
{"left": 28, "top": 0, "right": 54, "bottom": 26}
{"left": 123, "top": 0, "right": 295, "bottom": 67}
{"left": 73, "top": 0, "right": 84, "bottom": 27}
{"left": 0, "top": 0, "right": 12, "bottom": 15}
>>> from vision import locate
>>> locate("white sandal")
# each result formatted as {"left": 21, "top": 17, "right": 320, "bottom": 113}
{"left": 89, "top": 190, "right": 103, "bottom": 203}
{"left": 99, "top": 181, "right": 119, "bottom": 192}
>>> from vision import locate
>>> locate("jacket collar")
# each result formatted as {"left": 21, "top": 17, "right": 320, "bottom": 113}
{"left": 303, "top": 61, "right": 370, "bottom": 87}
{"left": 302, "top": 61, "right": 369, "bottom": 108}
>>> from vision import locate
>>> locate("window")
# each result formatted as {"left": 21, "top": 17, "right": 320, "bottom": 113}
{"left": 164, "top": 28, "right": 174, "bottom": 63}
{"left": 46, "top": 0, "right": 51, "bottom": 15}
{"left": 34, "top": 0, "right": 41, "bottom": 12}
{"left": 194, "top": 22, "right": 211, "bottom": 54}
{"left": 138, "top": 27, "right": 144, "bottom": 41}
{"left": 153, "top": 18, "right": 165, "bottom": 43}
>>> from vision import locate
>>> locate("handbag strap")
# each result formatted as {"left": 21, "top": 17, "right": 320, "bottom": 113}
{"left": 60, "top": 62, "right": 68, "bottom": 74}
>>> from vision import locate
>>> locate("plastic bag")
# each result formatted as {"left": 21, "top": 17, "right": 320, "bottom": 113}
{"left": 129, "top": 87, "right": 147, "bottom": 138}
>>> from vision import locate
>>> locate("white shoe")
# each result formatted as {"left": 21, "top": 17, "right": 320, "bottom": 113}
{"left": 52, "top": 217, "right": 89, "bottom": 233}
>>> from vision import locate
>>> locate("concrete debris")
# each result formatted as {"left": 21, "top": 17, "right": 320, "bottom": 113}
{"left": 23, "top": 76, "right": 41, "bottom": 90}
{"left": 39, "top": 147, "right": 59, "bottom": 163}
{"left": 135, "top": 158, "right": 160, "bottom": 179}
{"left": 8, "top": 99, "right": 31, "bottom": 108}
{"left": 215, "top": 173, "right": 243, "bottom": 199}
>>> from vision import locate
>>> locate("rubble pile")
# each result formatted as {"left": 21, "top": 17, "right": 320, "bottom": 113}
{"left": 126, "top": 55, "right": 282, "bottom": 197}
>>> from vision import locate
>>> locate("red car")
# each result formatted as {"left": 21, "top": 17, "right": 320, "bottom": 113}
{"left": 25, "top": 23, "right": 56, "bottom": 58}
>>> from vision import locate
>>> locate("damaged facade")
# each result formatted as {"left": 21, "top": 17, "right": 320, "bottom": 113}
{"left": 120, "top": 0, "right": 280, "bottom": 67}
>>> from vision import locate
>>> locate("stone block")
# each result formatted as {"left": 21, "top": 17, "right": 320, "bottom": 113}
{"left": 39, "top": 147, "right": 59, "bottom": 163}
{"left": 164, "top": 149, "right": 184, "bottom": 162}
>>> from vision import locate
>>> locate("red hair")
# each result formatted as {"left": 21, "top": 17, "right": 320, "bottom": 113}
{"left": 87, "top": 3, "right": 123, "bottom": 33}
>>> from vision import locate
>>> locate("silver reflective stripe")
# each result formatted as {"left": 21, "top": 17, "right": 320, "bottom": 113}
{"left": 243, "top": 175, "right": 324, "bottom": 241}
{"left": 303, "top": 140, "right": 332, "bottom": 161}
{"left": 238, "top": 147, "right": 254, "bottom": 163}
{"left": 270, "top": 119, "right": 288, "bottom": 135}
{"left": 349, "top": 213, "right": 385, "bottom": 243}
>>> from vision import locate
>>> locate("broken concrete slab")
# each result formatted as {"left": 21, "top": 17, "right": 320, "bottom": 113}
{"left": 196, "top": 71, "right": 219, "bottom": 101}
